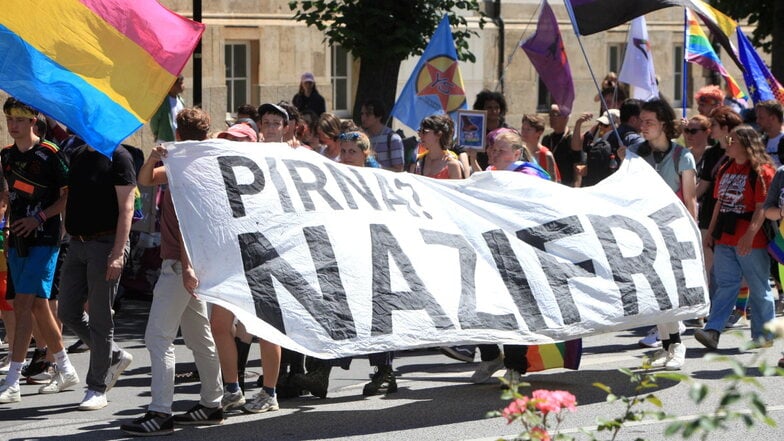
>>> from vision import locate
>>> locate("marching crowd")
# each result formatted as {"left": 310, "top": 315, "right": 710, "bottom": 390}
{"left": 1, "top": 71, "right": 783, "bottom": 436}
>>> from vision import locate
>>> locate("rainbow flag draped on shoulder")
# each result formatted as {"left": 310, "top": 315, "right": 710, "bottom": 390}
{"left": 0, "top": 0, "right": 204, "bottom": 157}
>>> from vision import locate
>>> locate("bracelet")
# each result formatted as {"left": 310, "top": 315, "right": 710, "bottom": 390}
{"left": 35, "top": 210, "right": 47, "bottom": 224}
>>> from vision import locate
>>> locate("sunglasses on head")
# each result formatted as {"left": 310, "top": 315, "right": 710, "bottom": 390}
{"left": 683, "top": 127, "right": 706, "bottom": 135}
{"left": 338, "top": 132, "right": 361, "bottom": 141}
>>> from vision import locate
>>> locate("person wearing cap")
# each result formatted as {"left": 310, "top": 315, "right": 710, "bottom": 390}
{"left": 258, "top": 103, "right": 289, "bottom": 143}
{"left": 292, "top": 72, "right": 326, "bottom": 117}
{"left": 572, "top": 108, "right": 621, "bottom": 188}
{"left": 150, "top": 75, "right": 185, "bottom": 143}
{"left": 217, "top": 123, "right": 258, "bottom": 142}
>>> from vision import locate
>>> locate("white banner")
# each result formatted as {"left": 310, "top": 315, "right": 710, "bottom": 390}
{"left": 164, "top": 140, "right": 708, "bottom": 358}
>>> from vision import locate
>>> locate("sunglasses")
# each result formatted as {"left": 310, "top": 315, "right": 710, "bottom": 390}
{"left": 418, "top": 128, "right": 433, "bottom": 135}
{"left": 338, "top": 132, "right": 361, "bottom": 141}
{"left": 683, "top": 127, "right": 706, "bottom": 135}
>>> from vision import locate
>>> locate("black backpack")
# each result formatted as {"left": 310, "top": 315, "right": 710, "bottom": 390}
{"left": 583, "top": 136, "right": 616, "bottom": 187}
{"left": 388, "top": 129, "right": 419, "bottom": 169}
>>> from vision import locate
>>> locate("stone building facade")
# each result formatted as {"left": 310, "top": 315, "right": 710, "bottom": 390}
{"left": 0, "top": 0, "right": 753, "bottom": 149}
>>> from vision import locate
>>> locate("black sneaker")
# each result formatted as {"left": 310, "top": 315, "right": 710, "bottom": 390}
{"left": 67, "top": 339, "right": 89, "bottom": 354}
{"left": 362, "top": 365, "right": 397, "bottom": 396}
{"left": 120, "top": 412, "right": 174, "bottom": 437}
{"left": 172, "top": 404, "right": 224, "bottom": 426}
{"left": 22, "top": 348, "right": 47, "bottom": 378}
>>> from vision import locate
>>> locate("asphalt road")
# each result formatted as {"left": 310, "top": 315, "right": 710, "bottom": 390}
{"left": 1, "top": 298, "right": 783, "bottom": 441}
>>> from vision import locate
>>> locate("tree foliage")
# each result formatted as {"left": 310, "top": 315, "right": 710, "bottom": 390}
{"left": 288, "top": 0, "right": 487, "bottom": 121}
{"left": 711, "top": 0, "right": 783, "bottom": 79}
{"left": 289, "top": 0, "right": 486, "bottom": 64}
{"left": 711, "top": 0, "right": 770, "bottom": 52}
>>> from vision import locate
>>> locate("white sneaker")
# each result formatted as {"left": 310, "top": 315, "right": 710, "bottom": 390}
{"left": 221, "top": 389, "right": 246, "bottom": 411}
{"left": 665, "top": 343, "right": 686, "bottom": 371}
{"left": 0, "top": 382, "right": 21, "bottom": 403}
{"left": 39, "top": 369, "right": 79, "bottom": 394}
{"left": 243, "top": 390, "right": 279, "bottom": 413}
{"left": 470, "top": 356, "right": 504, "bottom": 384}
{"left": 648, "top": 349, "right": 669, "bottom": 368}
{"left": 78, "top": 389, "right": 108, "bottom": 410}
{"left": 638, "top": 327, "right": 661, "bottom": 348}
{"left": 105, "top": 350, "right": 133, "bottom": 391}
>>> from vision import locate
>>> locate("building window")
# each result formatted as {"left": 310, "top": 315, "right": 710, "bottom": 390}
{"left": 608, "top": 43, "right": 626, "bottom": 75}
{"left": 536, "top": 76, "right": 552, "bottom": 113}
{"left": 673, "top": 45, "right": 684, "bottom": 104}
{"left": 225, "top": 42, "right": 250, "bottom": 114}
{"left": 331, "top": 45, "right": 351, "bottom": 116}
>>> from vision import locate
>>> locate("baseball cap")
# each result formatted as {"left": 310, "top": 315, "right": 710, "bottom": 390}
{"left": 596, "top": 109, "right": 620, "bottom": 126}
{"left": 217, "top": 123, "right": 257, "bottom": 142}
{"left": 258, "top": 103, "right": 289, "bottom": 122}
{"left": 301, "top": 72, "right": 315, "bottom": 83}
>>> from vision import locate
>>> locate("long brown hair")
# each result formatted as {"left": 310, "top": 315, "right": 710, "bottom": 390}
{"left": 730, "top": 125, "right": 773, "bottom": 182}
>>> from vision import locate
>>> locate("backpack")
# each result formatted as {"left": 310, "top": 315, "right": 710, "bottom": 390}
{"left": 389, "top": 129, "right": 419, "bottom": 169}
{"left": 583, "top": 136, "right": 616, "bottom": 186}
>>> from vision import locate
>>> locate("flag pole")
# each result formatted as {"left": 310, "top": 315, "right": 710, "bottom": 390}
{"left": 681, "top": 7, "right": 688, "bottom": 117}
{"left": 562, "top": 0, "right": 622, "bottom": 146}
{"left": 495, "top": 1, "right": 543, "bottom": 92}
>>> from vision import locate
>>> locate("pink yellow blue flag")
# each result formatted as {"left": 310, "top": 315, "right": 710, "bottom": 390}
{"left": 685, "top": 10, "right": 745, "bottom": 100}
{"left": 0, "top": 0, "right": 204, "bottom": 157}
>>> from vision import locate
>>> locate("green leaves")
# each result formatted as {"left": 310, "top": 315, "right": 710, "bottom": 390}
{"left": 288, "top": 0, "right": 486, "bottom": 63}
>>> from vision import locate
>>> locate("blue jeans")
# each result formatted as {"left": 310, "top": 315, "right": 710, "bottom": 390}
{"left": 707, "top": 245, "right": 775, "bottom": 340}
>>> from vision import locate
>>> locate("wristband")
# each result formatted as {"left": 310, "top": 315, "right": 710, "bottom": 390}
{"left": 35, "top": 210, "right": 47, "bottom": 224}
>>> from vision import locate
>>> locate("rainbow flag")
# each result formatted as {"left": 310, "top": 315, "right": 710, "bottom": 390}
{"left": 685, "top": 10, "right": 746, "bottom": 100}
{"left": 526, "top": 339, "right": 582, "bottom": 373}
{"left": 0, "top": 0, "right": 204, "bottom": 157}
{"left": 687, "top": 0, "right": 742, "bottom": 71}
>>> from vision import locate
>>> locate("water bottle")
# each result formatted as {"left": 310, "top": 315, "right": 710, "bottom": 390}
{"left": 608, "top": 154, "right": 618, "bottom": 170}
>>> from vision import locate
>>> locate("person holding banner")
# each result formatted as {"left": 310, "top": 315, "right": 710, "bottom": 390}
{"left": 338, "top": 131, "right": 380, "bottom": 168}
{"left": 628, "top": 99, "right": 697, "bottom": 370}
{"left": 696, "top": 126, "right": 777, "bottom": 351}
{"left": 121, "top": 108, "right": 224, "bottom": 436}
{"left": 470, "top": 129, "right": 550, "bottom": 387}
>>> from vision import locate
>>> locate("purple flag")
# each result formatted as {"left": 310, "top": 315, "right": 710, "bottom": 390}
{"left": 522, "top": 0, "right": 575, "bottom": 115}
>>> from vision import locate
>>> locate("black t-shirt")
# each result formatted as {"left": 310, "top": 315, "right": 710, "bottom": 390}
{"left": 292, "top": 91, "right": 326, "bottom": 116}
{"left": 696, "top": 143, "right": 728, "bottom": 229}
{"left": 65, "top": 145, "right": 136, "bottom": 236}
{"left": 1, "top": 141, "right": 69, "bottom": 247}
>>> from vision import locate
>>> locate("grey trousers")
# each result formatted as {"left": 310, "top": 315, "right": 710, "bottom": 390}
{"left": 58, "top": 236, "right": 128, "bottom": 393}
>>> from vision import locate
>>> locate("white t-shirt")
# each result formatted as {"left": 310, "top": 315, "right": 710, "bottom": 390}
{"left": 765, "top": 132, "right": 783, "bottom": 167}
